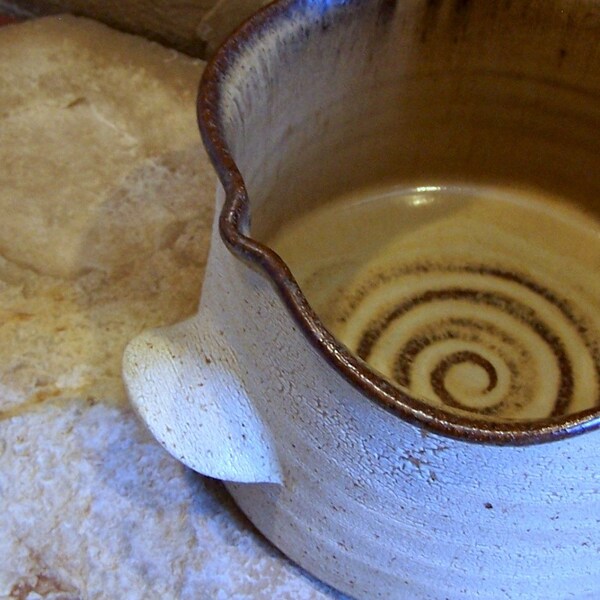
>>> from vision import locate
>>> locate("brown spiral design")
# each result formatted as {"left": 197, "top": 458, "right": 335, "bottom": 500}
{"left": 333, "top": 264, "right": 600, "bottom": 421}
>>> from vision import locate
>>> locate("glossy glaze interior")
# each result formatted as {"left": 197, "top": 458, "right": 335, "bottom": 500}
{"left": 217, "top": 1, "right": 600, "bottom": 237}
{"left": 199, "top": 0, "right": 600, "bottom": 439}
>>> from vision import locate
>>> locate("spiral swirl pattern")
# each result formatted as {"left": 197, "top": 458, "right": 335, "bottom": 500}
{"left": 332, "top": 263, "right": 600, "bottom": 421}
{"left": 269, "top": 184, "right": 600, "bottom": 423}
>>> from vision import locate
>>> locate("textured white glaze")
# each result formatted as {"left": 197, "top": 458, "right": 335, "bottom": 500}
{"left": 122, "top": 178, "right": 280, "bottom": 485}
{"left": 124, "top": 314, "right": 282, "bottom": 484}
{"left": 125, "top": 186, "right": 600, "bottom": 599}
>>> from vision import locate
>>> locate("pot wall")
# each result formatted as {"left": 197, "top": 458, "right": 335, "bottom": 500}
{"left": 196, "top": 189, "right": 600, "bottom": 600}
{"left": 196, "top": 1, "right": 600, "bottom": 596}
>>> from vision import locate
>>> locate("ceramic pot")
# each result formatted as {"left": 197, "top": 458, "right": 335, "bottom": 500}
{"left": 123, "top": 1, "right": 600, "bottom": 598}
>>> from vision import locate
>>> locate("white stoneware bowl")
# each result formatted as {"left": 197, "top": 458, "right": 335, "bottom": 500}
{"left": 124, "top": 1, "right": 600, "bottom": 598}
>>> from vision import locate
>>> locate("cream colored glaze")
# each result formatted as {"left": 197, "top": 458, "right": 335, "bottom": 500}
{"left": 270, "top": 184, "right": 600, "bottom": 422}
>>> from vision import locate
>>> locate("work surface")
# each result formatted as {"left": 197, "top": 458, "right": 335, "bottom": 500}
{"left": 0, "top": 14, "right": 343, "bottom": 599}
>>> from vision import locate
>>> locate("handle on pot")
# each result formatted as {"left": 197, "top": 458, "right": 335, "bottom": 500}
{"left": 122, "top": 315, "right": 283, "bottom": 485}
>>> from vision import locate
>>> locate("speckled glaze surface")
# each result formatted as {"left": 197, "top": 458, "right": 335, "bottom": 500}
{"left": 124, "top": 1, "right": 600, "bottom": 598}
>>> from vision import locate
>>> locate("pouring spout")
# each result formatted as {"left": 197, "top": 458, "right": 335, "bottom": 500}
{"left": 123, "top": 316, "right": 283, "bottom": 485}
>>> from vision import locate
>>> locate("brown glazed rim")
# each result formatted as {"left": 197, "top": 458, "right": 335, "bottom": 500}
{"left": 197, "top": 0, "right": 600, "bottom": 446}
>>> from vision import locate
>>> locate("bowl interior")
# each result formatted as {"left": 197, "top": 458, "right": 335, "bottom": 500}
{"left": 200, "top": 0, "right": 600, "bottom": 438}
